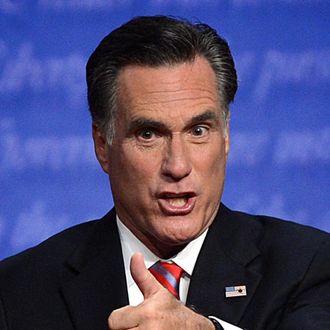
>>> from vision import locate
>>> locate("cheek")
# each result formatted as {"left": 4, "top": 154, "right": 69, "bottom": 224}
{"left": 193, "top": 143, "right": 227, "bottom": 200}
{"left": 195, "top": 142, "right": 227, "bottom": 173}
{"left": 118, "top": 146, "right": 162, "bottom": 186}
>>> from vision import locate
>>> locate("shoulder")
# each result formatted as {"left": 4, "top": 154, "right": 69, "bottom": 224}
{"left": 0, "top": 207, "right": 118, "bottom": 280}
{"left": 221, "top": 204, "right": 330, "bottom": 266}
{"left": 0, "top": 210, "right": 119, "bottom": 327}
{"left": 0, "top": 219, "right": 98, "bottom": 279}
{"left": 222, "top": 204, "right": 328, "bottom": 242}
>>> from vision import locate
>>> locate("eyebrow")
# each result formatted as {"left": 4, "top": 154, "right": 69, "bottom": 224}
{"left": 128, "top": 110, "right": 220, "bottom": 133}
{"left": 187, "top": 110, "right": 219, "bottom": 127}
{"left": 128, "top": 118, "right": 168, "bottom": 133}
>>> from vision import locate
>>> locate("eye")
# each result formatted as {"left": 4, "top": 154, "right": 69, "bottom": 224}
{"left": 137, "top": 128, "right": 156, "bottom": 140}
{"left": 191, "top": 125, "right": 208, "bottom": 137}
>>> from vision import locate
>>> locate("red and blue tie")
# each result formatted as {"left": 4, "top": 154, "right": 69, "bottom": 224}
{"left": 149, "top": 261, "right": 184, "bottom": 300}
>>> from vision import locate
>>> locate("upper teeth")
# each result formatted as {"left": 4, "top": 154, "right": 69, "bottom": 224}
{"left": 168, "top": 198, "right": 187, "bottom": 206}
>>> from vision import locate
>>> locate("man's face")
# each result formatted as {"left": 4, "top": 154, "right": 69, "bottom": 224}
{"left": 94, "top": 56, "right": 229, "bottom": 258}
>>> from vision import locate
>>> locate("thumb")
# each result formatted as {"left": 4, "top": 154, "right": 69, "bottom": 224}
{"left": 130, "top": 252, "right": 162, "bottom": 299}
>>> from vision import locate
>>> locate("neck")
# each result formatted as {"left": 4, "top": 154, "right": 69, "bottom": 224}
{"left": 148, "top": 242, "right": 188, "bottom": 260}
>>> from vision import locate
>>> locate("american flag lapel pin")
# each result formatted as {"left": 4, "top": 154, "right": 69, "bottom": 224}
{"left": 225, "top": 285, "right": 247, "bottom": 298}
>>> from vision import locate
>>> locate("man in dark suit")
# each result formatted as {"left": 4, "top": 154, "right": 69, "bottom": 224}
{"left": 0, "top": 15, "right": 329, "bottom": 330}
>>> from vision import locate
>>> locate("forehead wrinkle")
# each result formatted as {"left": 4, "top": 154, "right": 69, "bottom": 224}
{"left": 133, "top": 88, "right": 219, "bottom": 108}
{"left": 135, "top": 86, "right": 218, "bottom": 99}
{"left": 135, "top": 95, "right": 218, "bottom": 107}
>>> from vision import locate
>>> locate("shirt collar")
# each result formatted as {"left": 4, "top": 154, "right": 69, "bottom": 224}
{"left": 116, "top": 216, "right": 208, "bottom": 287}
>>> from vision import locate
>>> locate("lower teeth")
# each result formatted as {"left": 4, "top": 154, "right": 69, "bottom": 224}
{"left": 168, "top": 198, "right": 187, "bottom": 206}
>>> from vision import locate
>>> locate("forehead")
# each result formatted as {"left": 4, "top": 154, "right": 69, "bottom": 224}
{"left": 116, "top": 56, "right": 222, "bottom": 122}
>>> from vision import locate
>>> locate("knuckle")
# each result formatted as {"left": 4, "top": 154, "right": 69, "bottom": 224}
{"left": 143, "top": 304, "right": 157, "bottom": 320}
{"left": 142, "top": 301, "right": 165, "bottom": 323}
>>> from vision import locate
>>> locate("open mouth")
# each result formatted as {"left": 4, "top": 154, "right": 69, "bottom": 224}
{"left": 167, "top": 197, "right": 188, "bottom": 207}
{"left": 157, "top": 192, "right": 196, "bottom": 215}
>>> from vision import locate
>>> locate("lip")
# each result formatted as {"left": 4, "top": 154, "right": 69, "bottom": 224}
{"left": 157, "top": 192, "right": 196, "bottom": 216}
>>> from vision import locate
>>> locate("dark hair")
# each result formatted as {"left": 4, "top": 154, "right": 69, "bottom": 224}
{"left": 86, "top": 15, "right": 237, "bottom": 142}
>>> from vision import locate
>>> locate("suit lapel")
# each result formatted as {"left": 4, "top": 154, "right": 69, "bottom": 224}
{"left": 187, "top": 204, "right": 263, "bottom": 325}
{"left": 60, "top": 210, "right": 128, "bottom": 330}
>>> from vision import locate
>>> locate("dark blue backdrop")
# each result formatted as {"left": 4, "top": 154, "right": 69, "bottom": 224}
{"left": 1, "top": 0, "right": 329, "bottom": 260}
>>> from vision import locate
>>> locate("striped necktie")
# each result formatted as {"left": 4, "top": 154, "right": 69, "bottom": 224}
{"left": 149, "top": 261, "right": 184, "bottom": 300}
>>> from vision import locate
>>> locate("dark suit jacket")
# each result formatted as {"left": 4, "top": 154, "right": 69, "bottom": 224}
{"left": 0, "top": 204, "right": 329, "bottom": 329}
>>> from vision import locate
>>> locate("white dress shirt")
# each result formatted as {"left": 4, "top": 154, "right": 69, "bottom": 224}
{"left": 116, "top": 217, "right": 242, "bottom": 330}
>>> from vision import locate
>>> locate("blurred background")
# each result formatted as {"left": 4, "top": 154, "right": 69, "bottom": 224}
{"left": 1, "top": 0, "right": 329, "bottom": 260}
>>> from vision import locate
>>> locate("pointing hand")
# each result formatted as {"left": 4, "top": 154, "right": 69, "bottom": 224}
{"left": 108, "top": 253, "right": 215, "bottom": 330}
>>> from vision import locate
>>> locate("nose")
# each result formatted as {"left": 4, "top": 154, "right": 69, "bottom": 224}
{"left": 161, "top": 134, "right": 192, "bottom": 181}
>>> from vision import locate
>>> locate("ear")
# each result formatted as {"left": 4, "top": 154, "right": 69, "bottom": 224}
{"left": 92, "top": 124, "right": 110, "bottom": 174}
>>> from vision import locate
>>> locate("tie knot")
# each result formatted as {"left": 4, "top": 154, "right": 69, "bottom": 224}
{"left": 149, "top": 261, "right": 184, "bottom": 299}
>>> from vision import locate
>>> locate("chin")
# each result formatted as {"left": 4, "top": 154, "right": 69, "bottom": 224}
{"left": 160, "top": 227, "right": 201, "bottom": 245}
